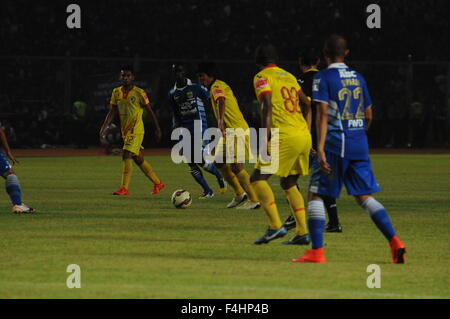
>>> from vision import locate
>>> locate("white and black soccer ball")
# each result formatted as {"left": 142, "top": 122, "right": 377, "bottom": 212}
{"left": 171, "top": 189, "right": 192, "bottom": 209}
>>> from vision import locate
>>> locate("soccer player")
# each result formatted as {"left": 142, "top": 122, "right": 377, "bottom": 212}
{"left": 250, "top": 43, "right": 313, "bottom": 244}
{"left": 293, "top": 35, "right": 406, "bottom": 263}
{"left": 100, "top": 65, "right": 165, "bottom": 195}
{"left": 169, "top": 64, "right": 225, "bottom": 199}
{"left": 283, "top": 49, "right": 343, "bottom": 233}
{"left": 0, "top": 126, "right": 35, "bottom": 213}
{"left": 197, "top": 62, "right": 260, "bottom": 209}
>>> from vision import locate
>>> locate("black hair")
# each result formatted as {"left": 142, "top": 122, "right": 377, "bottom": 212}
{"left": 255, "top": 43, "right": 278, "bottom": 66}
{"left": 120, "top": 65, "right": 134, "bottom": 74}
{"left": 197, "top": 62, "right": 216, "bottom": 77}
{"left": 323, "top": 34, "right": 348, "bottom": 59}
{"left": 299, "top": 48, "right": 320, "bottom": 66}
{"left": 172, "top": 63, "right": 186, "bottom": 74}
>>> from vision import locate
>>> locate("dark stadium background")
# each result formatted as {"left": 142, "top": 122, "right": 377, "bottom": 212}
{"left": 1, "top": 0, "right": 448, "bottom": 150}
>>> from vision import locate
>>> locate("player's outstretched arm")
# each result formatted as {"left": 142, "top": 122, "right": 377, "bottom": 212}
{"left": 99, "top": 105, "right": 118, "bottom": 139}
{"left": 0, "top": 128, "right": 18, "bottom": 165}
{"left": 260, "top": 93, "right": 273, "bottom": 143}
{"left": 145, "top": 104, "right": 162, "bottom": 143}
{"left": 298, "top": 89, "right": 312, "bottom": 131}
{"left": 316, "top": 102, "right": 330, "bottom": 174}
{"left": 365, "top": 106, "right": 373, "bottom": 131}
{"left": 217, "top": 97, "right": 226, "bottom": 135}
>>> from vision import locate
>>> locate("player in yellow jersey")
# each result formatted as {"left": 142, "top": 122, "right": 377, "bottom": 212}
{"left": 100, "top": 65, "right": 165, "bottom": 195}
{"left": 197, "top": 63, "right": 260, "bottom": 210}
{"left": 250, "top": 43, "right": 313, "bottom": 245}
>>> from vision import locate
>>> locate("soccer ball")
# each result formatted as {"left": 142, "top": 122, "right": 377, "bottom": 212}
{"left": 171, "top": 189, "right": 192, "bottom": 209}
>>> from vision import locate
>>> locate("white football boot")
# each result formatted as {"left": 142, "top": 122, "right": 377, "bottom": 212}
{"left": 12, "top": 203, "right": 35, "bottom": 214}
{"left": 236, "top": 201, "right": 261, "bottom": 210}
{"left": 226, "top": 193, "right": 248, "bottom": 208}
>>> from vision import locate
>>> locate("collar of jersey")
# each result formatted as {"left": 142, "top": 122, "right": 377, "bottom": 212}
{"left": 262, "top": 64, "right": 277, "bottom": 70}
{"left": 305, "top": 68, "right": 319, "bottom": 72}
{"left": 328, "top": 62, "right": 347, "bottom": 69}
{"left": 174, "top": 78, "right": 192, "bottom": 90}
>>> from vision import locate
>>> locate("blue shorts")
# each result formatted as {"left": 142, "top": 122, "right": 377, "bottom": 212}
{"left": 0, "top": 152, "right": 12, "bottom": 176}
{"left": 309, "top": 151, "right": 381, "bottom": 198}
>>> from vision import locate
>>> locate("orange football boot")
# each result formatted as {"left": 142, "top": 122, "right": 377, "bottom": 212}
{"left": 113, "top": 187, "right": 129, "bottom": 195}
{"left": 152, "top": 181, "right": 165, "bottom": 194}
{"left": 389, "top": 236, "right": 406, "bottom": 264}
{"left": 292, "top": 248, "right": 326, "bottom": 263}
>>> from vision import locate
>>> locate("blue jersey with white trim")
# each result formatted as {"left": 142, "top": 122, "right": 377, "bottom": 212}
{"left": 168, "top": 79, "right": 210, "bottom": 131}
{"left": 312, "top": 63, "right": 372, "bottom": 159}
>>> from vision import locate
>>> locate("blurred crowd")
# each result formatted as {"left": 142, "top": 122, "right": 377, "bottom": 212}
{"left": 1, "top": 0, "right": 449, "bottom": 148}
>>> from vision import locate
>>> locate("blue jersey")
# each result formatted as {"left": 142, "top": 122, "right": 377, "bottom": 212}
{"left": 312, "top": 63, "right": 372, "bottom": 159}
{"left": 168, "top": 79, "right": 210, "bottom": 132}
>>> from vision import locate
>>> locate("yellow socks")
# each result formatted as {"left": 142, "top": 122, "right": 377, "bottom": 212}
{"left": 121, "top": 159, "right": 133, "bottom": 189}
{"left": 138, "top": 160, "right": 161, "bottom": 185}
{"left": 219, "top": 165, "right": 244, "bottom": 195}
{"left": 236, "top": 170, "right": 259, "bottom": 203}
{"left": 252, "top": 180, "right": 282, "bottom": 229}
{"left": 284, "top": 186, "right": 308, "bottom": 236}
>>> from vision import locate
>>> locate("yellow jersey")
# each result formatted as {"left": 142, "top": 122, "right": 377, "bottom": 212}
{"left": 210, "top": 79, "right": 249, "bottom": 130}
{"left": 109, "top": 85, "right": 150, "bottom": 136}
{"left": 253, "top": 65, "right": 309, "bottom": 136}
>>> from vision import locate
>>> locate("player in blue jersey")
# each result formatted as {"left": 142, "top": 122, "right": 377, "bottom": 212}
{"left": 293, "top": 35, "right": 406, "bottom": 264}
{"left": 0, "top": 125, "right": 35, "bottom": 213}
{"left": 169, "top": 64, "right": 226, "bottom": 199}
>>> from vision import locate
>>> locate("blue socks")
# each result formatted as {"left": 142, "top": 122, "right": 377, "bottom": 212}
{"left": 189, "top": 164, "right": 212, "bottom": 194}
{"left": 361, "top": 197, "right": 396, "bottom": 241}
{"left": 202, "top": 163, "right": 223, "bottom": 185}
{"left": 307, "top": 200, "right": 326, "bottom": 249}
{"left": 5, "top": 174, "right": 22, "bottom": 205}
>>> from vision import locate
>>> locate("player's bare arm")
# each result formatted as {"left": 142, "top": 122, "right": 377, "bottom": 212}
{"left": 298, "top": 89, "right": 312, "bottom": 131}
{"left": 365, "top": 106, "right": 373, "bottom": 131}
{"left": 145, "top": 103, "right": 162, "bottom": 143}
{"left": 99, "top": 105, "right": 118, "bottom": 139}
{"left": 316, "top": 101, "right": 330, "bottom": 174}
{"left": 260, "top": 92, "right": 273, "bottom": 143}
{"left": 0, "top": 128, "right": 18, "bottom": 165}
{"left": 216, "top": 97, "right": 226, "bottom": 135}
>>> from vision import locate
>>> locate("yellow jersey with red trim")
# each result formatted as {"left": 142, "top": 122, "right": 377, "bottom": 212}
{"left": 109, "top": 85, "right": 150, "bottom": 136}
{"left": 253, "top": 65, "right": 309, "bottom": 136}
{"left": 210, "top": 79, "right": 249, "bottom": 130}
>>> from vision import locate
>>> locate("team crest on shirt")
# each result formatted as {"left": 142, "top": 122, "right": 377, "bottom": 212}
{"left": 255, "top": 78, "right": 269, "bottom": 90}
{"left": 187, "top": 91, "right": 193, "bottom": 99}
{"left": 130, "top": 96, "right": 136, "bottom": 103}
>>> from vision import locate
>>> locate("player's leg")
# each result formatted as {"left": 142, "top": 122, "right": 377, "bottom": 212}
{"left": 187, "top": 163, "right": 214, "bottom": 198}
{"left": 201, "top": 162, "right": 226, "bottom": 194}
{"left": 232, "top": 163, "right": 260, "bottom": 209}
{"left": 250, "top": 168, "right": 287, "bottom": 244}
{"left": 133, "top": 151, "right": 164, "bottom": 194}
{"left": 293, "top": 151, "right": 343, "bottom": 263}
{"left": 324, "top": 196, "right": 342, "bottom": 232}
{"left": 346, "top": 159, "right": 406, "bottom": 263}
{"left": 214, "top": 139, "right": 246, "bottom": 207}
{"left": 113, "top": 149, "right": 133, "bottom": 195}
{"left": 280, "top": 175, "right": 310, "bottom": 245}
{"left": 0, "top": 152, "right": 34, "bottom": 213}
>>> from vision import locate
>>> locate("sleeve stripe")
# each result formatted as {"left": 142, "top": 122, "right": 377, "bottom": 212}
{"left": 257, "top": 90, "right": 272, "bottom": 99}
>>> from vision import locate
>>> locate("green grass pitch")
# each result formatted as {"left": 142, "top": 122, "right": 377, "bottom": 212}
{"left": 0, "top": 154, "right": 449, "bottom": 299}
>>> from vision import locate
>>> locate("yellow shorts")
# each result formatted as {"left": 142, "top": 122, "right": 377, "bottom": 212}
{"left": 123, "top": 133, "right": 144, "bottom": 155}
{"left": 255, "top": 132, "right": 311, "bottom": 177}
{"left": 214, "top": 133, "right": 254, "bottom": 164}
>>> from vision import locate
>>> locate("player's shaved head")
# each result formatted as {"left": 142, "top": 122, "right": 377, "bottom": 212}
{"left": 255, "top": 43, "right": 278, "bottom": 67}
{"left": 323, "top": 35, "right": 348, "bottom": 60}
